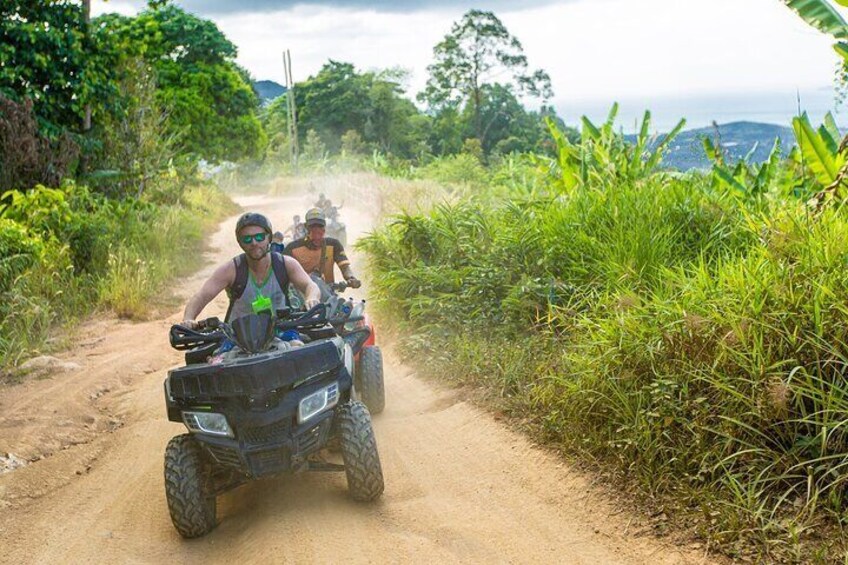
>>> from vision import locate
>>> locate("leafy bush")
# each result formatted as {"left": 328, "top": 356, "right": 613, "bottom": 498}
{"left": 0, "top": 218, "right": 43, "bottom": 293}
{"left": 418, "top": 153, "right": 489, "bottom": 187}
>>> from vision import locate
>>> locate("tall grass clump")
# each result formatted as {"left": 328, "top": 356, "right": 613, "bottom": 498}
{"left": 0, "top": 181, "right": 235, "bottom": 370}
{"left": 360, "top": 109, "right": 848, "bottom": 560}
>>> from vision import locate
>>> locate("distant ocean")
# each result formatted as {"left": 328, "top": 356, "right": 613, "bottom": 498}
{"left": 556, "top": 88, "right": 845, "bottom": 133}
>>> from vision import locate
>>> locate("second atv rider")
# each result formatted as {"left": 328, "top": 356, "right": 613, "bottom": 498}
{"left": 284, "top": 208, "right": 360, "bottom": 288}
{"left": 182, "top": 213, "right": 321, "bottom": 328}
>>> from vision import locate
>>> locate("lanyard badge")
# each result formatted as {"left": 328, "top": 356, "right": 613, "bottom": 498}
{"left": 251, "top": 293, "right": 272, "bottom": 315}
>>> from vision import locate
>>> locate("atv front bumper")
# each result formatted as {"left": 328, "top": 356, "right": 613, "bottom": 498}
{"left": 196, "top": 410, "right": 336, "bottom": 477}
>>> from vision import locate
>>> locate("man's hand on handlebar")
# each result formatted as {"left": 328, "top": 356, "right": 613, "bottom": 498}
{"left": 305, "top": 298, "right": 321, "bottom": 310}
{"left": 180, "top": 317, "right": 220, "bottom": 330}
{"left": 346, "top": 276, "right": 361, "bottom": 289}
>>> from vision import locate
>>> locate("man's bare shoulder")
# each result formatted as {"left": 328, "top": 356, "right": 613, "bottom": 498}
{"left": 210, "top": 256, "right": 237, "bottom": 285}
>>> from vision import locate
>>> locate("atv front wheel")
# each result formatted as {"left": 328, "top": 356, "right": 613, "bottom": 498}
{"left": 356, "top": 346, "right": 385, "bottom": 415}
{"left": 338, "top": 401, "right": 384, "bottom": 501}
{"left": 164, "top": 434, "right": 217, "bottom": 538}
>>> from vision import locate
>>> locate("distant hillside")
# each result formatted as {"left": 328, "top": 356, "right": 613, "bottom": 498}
{"left": 639, "top": 121, "right": 795, "bottom": 171}
{"left": 253, "top": 80, "right": 287, "bottom": 103}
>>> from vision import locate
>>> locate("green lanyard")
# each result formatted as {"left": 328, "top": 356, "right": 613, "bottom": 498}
{"left": 250, "top": 268, "right": 273, "bottom": 314}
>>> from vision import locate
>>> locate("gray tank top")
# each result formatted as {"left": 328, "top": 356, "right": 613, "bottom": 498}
{"left": 227, "top": 265, "right": 288, "bottom": 322}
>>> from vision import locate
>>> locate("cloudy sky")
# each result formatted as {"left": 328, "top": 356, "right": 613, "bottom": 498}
{"left": 93, "top": 0, "right": 848, "bottom": 130}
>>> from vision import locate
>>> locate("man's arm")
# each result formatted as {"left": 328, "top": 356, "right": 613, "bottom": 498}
{"left": 333, "top": 240, "right": 360, "bottom": 288}
{"left": 183, "top": 260, "right": 235, "bottom": 324}
{"left": 284, "top": 256, "right": 321, "bottom": 308}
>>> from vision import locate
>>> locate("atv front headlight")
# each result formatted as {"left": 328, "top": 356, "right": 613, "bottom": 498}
{"left": 298, "top": 383, "right": 339, "bottom": 424}
{"left": 183, "top": 411, "right": 234, "bottom": 438}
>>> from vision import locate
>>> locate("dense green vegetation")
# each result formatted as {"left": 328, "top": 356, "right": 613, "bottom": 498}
{"left": 254, "top": 1, "right": 848, "bottom": 559}
{"left": 0, "top": 181, "right": 234, "bottom": 368}
{"left": 94, "top": 6, "right": 266, "bottom": 163}
{"left": 0, "top": 1, "right": 246, "bottom": 370}
{"left": 359, "top": 102, "right": 848, "bottom": 560}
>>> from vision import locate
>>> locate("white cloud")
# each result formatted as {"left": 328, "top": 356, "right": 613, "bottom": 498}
{"left": 91, "top": 0, "right": 141, "bottom": 16}
{"left": 93, "top": 0, "right": 848, "bottom": 127}
{"left": 505, "top": 0, "right": 839, "bottom": 100}
{"left": 217, "top": 0, "right": 845, "bottom": 100}
{"left": 215, "top": 5, "right": 455, "bottom": 94}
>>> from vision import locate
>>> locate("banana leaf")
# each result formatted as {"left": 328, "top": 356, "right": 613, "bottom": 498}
{"left": 792, "top": 112, "right": 841, "bottom": 185}
{"left": 754, "top": 138, "right": 782, "bottom": 191}
{"left": 703, "top": 137, "right": 721, "bottom": 164}
{"left": 824, "top": 111, "right": 841, "bottom": 142}
{"left": 646, "top": 118, "right": 686, "bottom": 171}
{"left": 712, "top": 164, "right": 748, "bottom": 193}
{"left": 783, "top": 0, "right": 848, "bottom": 39}
{"left": 580, "top": 116, "right": 601, "bottom": 141}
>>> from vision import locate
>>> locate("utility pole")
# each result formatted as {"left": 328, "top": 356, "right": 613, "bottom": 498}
{"left": 283, "top": 49, "right": 299, "bottom": 172}
{"left": 82, "top": 0, "right": 91, "bottom": 132}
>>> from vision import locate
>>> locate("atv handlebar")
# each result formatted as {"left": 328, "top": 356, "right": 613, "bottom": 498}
{"left": 197, "top": 316, "right": 221, "bottom": 330}
{"left": 169, "top": 320, "right": 226, "bottom": 350}
{"left": 168, "top": 306, "right": 364, "bottom": 351}
{"left": 277, "top": 302, "right": 362, "bottom": 330}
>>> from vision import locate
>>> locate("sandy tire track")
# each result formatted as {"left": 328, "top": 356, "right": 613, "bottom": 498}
{"left": 0, "top": 181, "right": 713, "bottom": 564}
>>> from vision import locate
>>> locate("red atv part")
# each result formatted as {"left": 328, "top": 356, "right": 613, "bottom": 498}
{"left": 354, "top": 313, "right": 377, "bottom": 361}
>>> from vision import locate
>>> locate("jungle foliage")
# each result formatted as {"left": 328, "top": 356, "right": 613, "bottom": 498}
{"left": 0, "top": 1, "right": 243, "bottom": 369}
{"left": 360, "top": 107, "right": 848, "bottom": 562}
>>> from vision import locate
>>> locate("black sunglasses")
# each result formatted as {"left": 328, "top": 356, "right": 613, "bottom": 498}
{"left": 240, "top": 232, "right": 268, "bottom": 245}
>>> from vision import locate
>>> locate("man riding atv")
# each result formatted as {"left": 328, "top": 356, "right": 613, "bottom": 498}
{"left": 183, "top": 212, "right": 320, "bottom": 327}
{"left": 283, "top": 214, "right": 306, "bottom": 241}
{"left": 315, "top": 192, "right": 331, "bottom": 212}
{"left": 165, "top": 212, "right": 385, "bottom": 538}
{"left": 312, "top": 195, "right": 346, "bottom": 245}
{"left": 284, "top": 208, "right": 360, "bottom": 288}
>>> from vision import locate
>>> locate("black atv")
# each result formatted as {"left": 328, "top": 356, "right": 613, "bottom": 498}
{"left": 163, "top": 304, "right": 384, "bottom": 538}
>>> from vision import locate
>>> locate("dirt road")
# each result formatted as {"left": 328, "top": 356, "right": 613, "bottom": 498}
{"left": 0, "top": 183, "right": 712, "bottom": 564}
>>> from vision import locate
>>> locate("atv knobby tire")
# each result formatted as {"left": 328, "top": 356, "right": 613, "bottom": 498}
{"left": 356, "top": 346, "right": 385, "bottom": 415}
{"left": 164, "top": 434, "right": 217, "bottom": 538}
{"left": 338, "top": 401, "right": 384, "bottom": 501}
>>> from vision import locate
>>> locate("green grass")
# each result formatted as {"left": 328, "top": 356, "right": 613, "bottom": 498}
{"left": 359, "top": 145, "right": 848, "bottom": 561}
{"left": 0, "top": 181, "right": 236, "bottom": 371}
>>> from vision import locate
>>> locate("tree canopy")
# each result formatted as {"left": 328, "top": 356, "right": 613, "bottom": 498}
{"left": 419, "top": 9, "right": 554, "bottom": 147}
{"left": 0, "top": 1, "right": 113, "bottom": 135}
{"left": 95, "top": 6, "right": 265, "bottom": 162}
{"left": 264, "top": 61, "right": 429, "bottom": 159}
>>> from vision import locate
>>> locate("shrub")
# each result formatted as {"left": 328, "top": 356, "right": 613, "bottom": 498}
{"left": 418, "top": 153, "right": 489, "bottom": 187}
{"left": 0, "top": 180, "right": 233, "bottom": 370}
{"left": 0, "top": 218, "right": 42, "bottom": 293}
